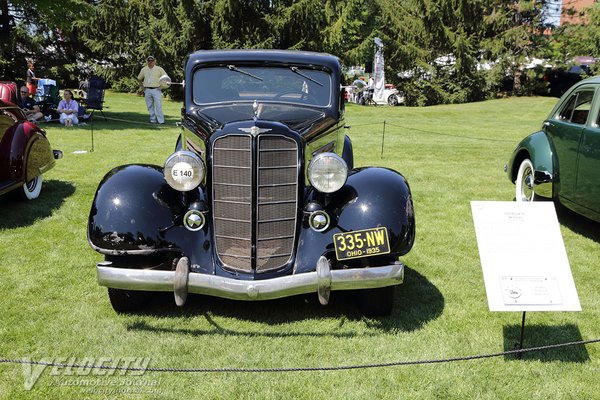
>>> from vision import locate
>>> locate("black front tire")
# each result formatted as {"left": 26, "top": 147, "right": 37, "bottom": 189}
{"left": 358, "top": 285, "right": 396, "bottom": 317}
{"left": 103, "top": 254, "right": 172, "bottom": 312}
{"left": 107, "top": 288, "right": 152, "bottom": 313}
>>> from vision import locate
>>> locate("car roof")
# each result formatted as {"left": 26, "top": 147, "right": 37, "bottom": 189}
{"left": 185, "top": 49, "right": 342, "bottom": 73}
{"left": 572, "top": 75, "right": 600, "bottom": 87}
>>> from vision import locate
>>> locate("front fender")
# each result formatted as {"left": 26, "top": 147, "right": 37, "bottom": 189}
{"left": 88, "top": 164, "right": 207, "bottom": 256}
{"left": 508, "top": 130, "right": 554, "bottom": 182}
{"left": 508, "top": 130, "right": 555, "bottom": 197}
{"left": 295, "top": 167, "right": 415, "bottom": 273}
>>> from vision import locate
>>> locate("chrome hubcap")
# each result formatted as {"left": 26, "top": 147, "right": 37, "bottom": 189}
{"left": 521, "top": 168, "right": 534, "bottom": 201}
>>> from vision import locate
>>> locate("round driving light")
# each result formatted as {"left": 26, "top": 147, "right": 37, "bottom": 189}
{"left": 308, "top": 153, "right": 348, "bottom": 193}
{"left": 309, "top": 211, "right": 330, "bottom": 232}
{"left": 164, "top": 151, "right": 204, "bottom": 191}
{"left": 183, "top": 210, "right": 205, "bottom": 231}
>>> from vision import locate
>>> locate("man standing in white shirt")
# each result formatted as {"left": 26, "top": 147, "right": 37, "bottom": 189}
{"left": 137, "top": 56, "right": 167, "bottom": 124}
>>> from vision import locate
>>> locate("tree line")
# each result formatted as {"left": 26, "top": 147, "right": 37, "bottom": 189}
{"left": 1, "top": 0, "right": 599, "bottom": 105}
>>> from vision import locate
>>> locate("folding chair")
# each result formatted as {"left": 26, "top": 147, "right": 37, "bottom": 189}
{"left": 84, "top": 76, "right": 107, "bottom": 121}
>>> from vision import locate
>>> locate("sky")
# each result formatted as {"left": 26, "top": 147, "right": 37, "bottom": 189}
{"left": 544, "top": 0, "right": 563, "bottom": 27}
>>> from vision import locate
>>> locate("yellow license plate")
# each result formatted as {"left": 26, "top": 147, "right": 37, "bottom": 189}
{"left": 333, "top": 227, "right": 390, "bottom": 261}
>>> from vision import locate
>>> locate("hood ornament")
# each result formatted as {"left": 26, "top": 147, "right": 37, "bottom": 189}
{"left": 239, "top": 126, "right": 272, "bottom": 137}
{"left": 253, "top": 99, "right": 264, "bottom": 121}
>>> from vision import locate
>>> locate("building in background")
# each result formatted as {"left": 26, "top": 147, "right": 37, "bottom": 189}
{"left": 545, "top": 0, "right": 596, "bottom": 27}
{"left": 561, "top": 0, "right": 595, "bottom": 25}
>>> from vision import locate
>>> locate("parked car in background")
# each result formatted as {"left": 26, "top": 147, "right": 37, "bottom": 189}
{"left": 0, "top": 82, "right": 62, "bottom": 200}
{"left": 543, "top": 66, "right": 588, "bottom": 97}
{"left": 507, "top": 76, "right": 600, "bottom": 222}
{"left": 88, "top": 50, "right": 416, "bottom": 316}
{"left": 380, "top": 83, "right": 404, "bottom": 106}
{"left": 350, "top": 81, "right": 404, "bottom": 106}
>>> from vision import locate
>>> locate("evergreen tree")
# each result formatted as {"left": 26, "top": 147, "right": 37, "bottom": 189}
{"left": 0, "top": 0, "right": 91, "bottom": 84}
{"left": 77, "top": 0, "right": 210, "bottom": 92}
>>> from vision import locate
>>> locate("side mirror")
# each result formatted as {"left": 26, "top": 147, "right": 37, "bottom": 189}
{"left": 159, "top": 75, "right": 184, "bottom": 89}
{"left": 159, "top": 75, "right": 172, "bottom": 89}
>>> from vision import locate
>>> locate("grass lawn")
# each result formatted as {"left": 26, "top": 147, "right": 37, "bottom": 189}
{"left": 1, "top": 92, "right": 599, "bottom": 399}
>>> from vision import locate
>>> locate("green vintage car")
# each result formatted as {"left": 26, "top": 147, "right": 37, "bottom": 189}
{"left": 507, "top": 76, "right": 600, "bottom": 222}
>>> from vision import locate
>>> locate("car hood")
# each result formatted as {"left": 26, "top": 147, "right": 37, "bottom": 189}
{"left": 186, "top": 103, "right": 337, "bottom": 137}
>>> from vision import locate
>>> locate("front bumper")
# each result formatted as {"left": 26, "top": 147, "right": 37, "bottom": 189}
{"left": 96, "top": 256, "right": 404, "bottom": 305}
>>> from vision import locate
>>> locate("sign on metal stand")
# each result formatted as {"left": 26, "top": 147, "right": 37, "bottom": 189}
{"left": 471, "top": 201, "right": 581, "bottom": 356}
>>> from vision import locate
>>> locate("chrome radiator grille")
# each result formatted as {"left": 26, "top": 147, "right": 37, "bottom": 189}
{"left": 212, "top": 134, "right": 299, "bottom": 272}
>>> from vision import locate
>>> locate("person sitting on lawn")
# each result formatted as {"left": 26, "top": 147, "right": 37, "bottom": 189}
{"left": 57, "top": 89, "right": 79, "bottom": 126}
{"left": 17, "top": 86, "right": 44, "bottom": 122}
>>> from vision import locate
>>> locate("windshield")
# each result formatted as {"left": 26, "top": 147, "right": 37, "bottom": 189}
{"left": 193, "top": 66, "right": 332, "bottom": 107}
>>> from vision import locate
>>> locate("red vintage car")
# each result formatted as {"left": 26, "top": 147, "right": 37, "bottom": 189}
{"left": 0, "top": 82, "right": 61, "bottom": 200}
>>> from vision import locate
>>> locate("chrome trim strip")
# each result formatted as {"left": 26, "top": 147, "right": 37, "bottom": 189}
{"left": 215, "top": 234, "right": 252, "bottom": 241}
{"left": 213, "top": 165, "right": 252, "bottom": 169}
{"left": 257, "top": 253, "right": 292, "bottom": 258}
{"left": 258, "top": 183, "right": 296, "bottom": 187}
{"left": 259, "top": 148, "right": 296, "bottom": 152}
{"left": 214, "top": 199, "right": 252, "bottom": 205}
{"left": 96, "top": 261, "right": 404, "bottom": 301}
{"left": 259, "top": 165, "right": 297, "bottom": 169}
{"left": 213, "top": 182, "right": 252, "bottom": 187}
{"left": 257, "top": 235, "right": 295, "bottom": 241}
{"left": 259, "top": 200, "right": 296, "bottom": 205}
{"left": 257, "top": 217, "right": 295, "bottom": 223}
{"left": 220, "top": 253, "right": 252, "bottom": 259}
{"left": 213, "top": 148, "right": 251, "bottom": 151}
{"left": 214, "top": 217, "right": 252, "bottom": 223}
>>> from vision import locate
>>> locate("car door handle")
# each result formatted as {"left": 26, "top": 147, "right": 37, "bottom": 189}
{"left": 543, "top": 121, "right": 552, "bottom": 128}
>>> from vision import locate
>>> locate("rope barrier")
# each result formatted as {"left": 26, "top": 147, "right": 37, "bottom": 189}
{"left": 346, "top": 120, "right": 514, "bottom": 143}
{"left": 384, "top": 122, "right": 515, "bottom": 143}
{"left": 1, "top": 338, "right": 598, "bottom": 373}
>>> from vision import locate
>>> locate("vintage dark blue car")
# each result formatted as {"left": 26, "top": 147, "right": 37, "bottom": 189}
{"left": 88, "top": 50, "right": 416, "bottom": 316}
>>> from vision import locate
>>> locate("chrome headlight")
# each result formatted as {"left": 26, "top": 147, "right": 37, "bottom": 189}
{"left": 308, "top": 153, "right": 348, "bottom": 193}
{"left": 164, "top": 151, "right": 204, "bottom": 191}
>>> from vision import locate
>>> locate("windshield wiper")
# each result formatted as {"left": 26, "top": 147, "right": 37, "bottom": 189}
{"left": 227, "top": 65, "right": 263, "bottom": 81}
{"left": 290, "top": 67, "right": 323, "bottom": 86}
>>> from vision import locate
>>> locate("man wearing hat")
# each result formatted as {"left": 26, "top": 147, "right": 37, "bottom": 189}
{"left": 137, "top": 56, "right": 167, "bottom": 124}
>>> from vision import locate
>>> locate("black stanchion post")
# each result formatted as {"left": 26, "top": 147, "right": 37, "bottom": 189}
{"left": 90, "top": 111, "right": 95, "bottom": 152}
{"left": 381, "top": 120, "right": 386, "bottom": 158}
{"left": 516, "top": 311, "right": 527, "bottom": 359}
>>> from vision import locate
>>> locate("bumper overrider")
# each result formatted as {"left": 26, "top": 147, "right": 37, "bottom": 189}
{"left": 96, "top": 256, "right": 404, "bottom": 306}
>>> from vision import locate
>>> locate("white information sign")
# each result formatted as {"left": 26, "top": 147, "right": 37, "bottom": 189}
{"left": 471, "top": 201, "right": 581, "bottom": 312}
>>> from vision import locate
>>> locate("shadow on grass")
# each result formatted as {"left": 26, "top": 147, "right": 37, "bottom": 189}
{"left": 39, "top": 110, "right": 179, "bottom": 131}
{"left": 502, "top": 323, "right": 589, "bottom": 362}
{"left": 0, "top": 180, "right": 75, "bottom": 229}
{"left": 555, "top": 202, "right": 600, "bottom": 243}
{"left": 125, "top": 267, "right": 444, "bottom": 336}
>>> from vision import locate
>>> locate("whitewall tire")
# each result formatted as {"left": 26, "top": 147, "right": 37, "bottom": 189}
{"left": 19, "top": 175, "right": 43, "bottom": 200}
{"left": 515, "top": 159, "right": 536, "bottom": 202}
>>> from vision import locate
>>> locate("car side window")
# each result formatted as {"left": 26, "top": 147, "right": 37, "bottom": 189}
{"left": 558, "top": 90, "right": 594, "bottom": 124}
{"left": 558, "top": 94, "right": 577, "bottom": 121}
{"left": 571, "top": 91, "right": 594, "bottom": 125}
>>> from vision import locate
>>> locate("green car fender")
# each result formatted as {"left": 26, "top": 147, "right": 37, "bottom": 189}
{"left": 507, "top": 129, "right": 555, "bottom": 198}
